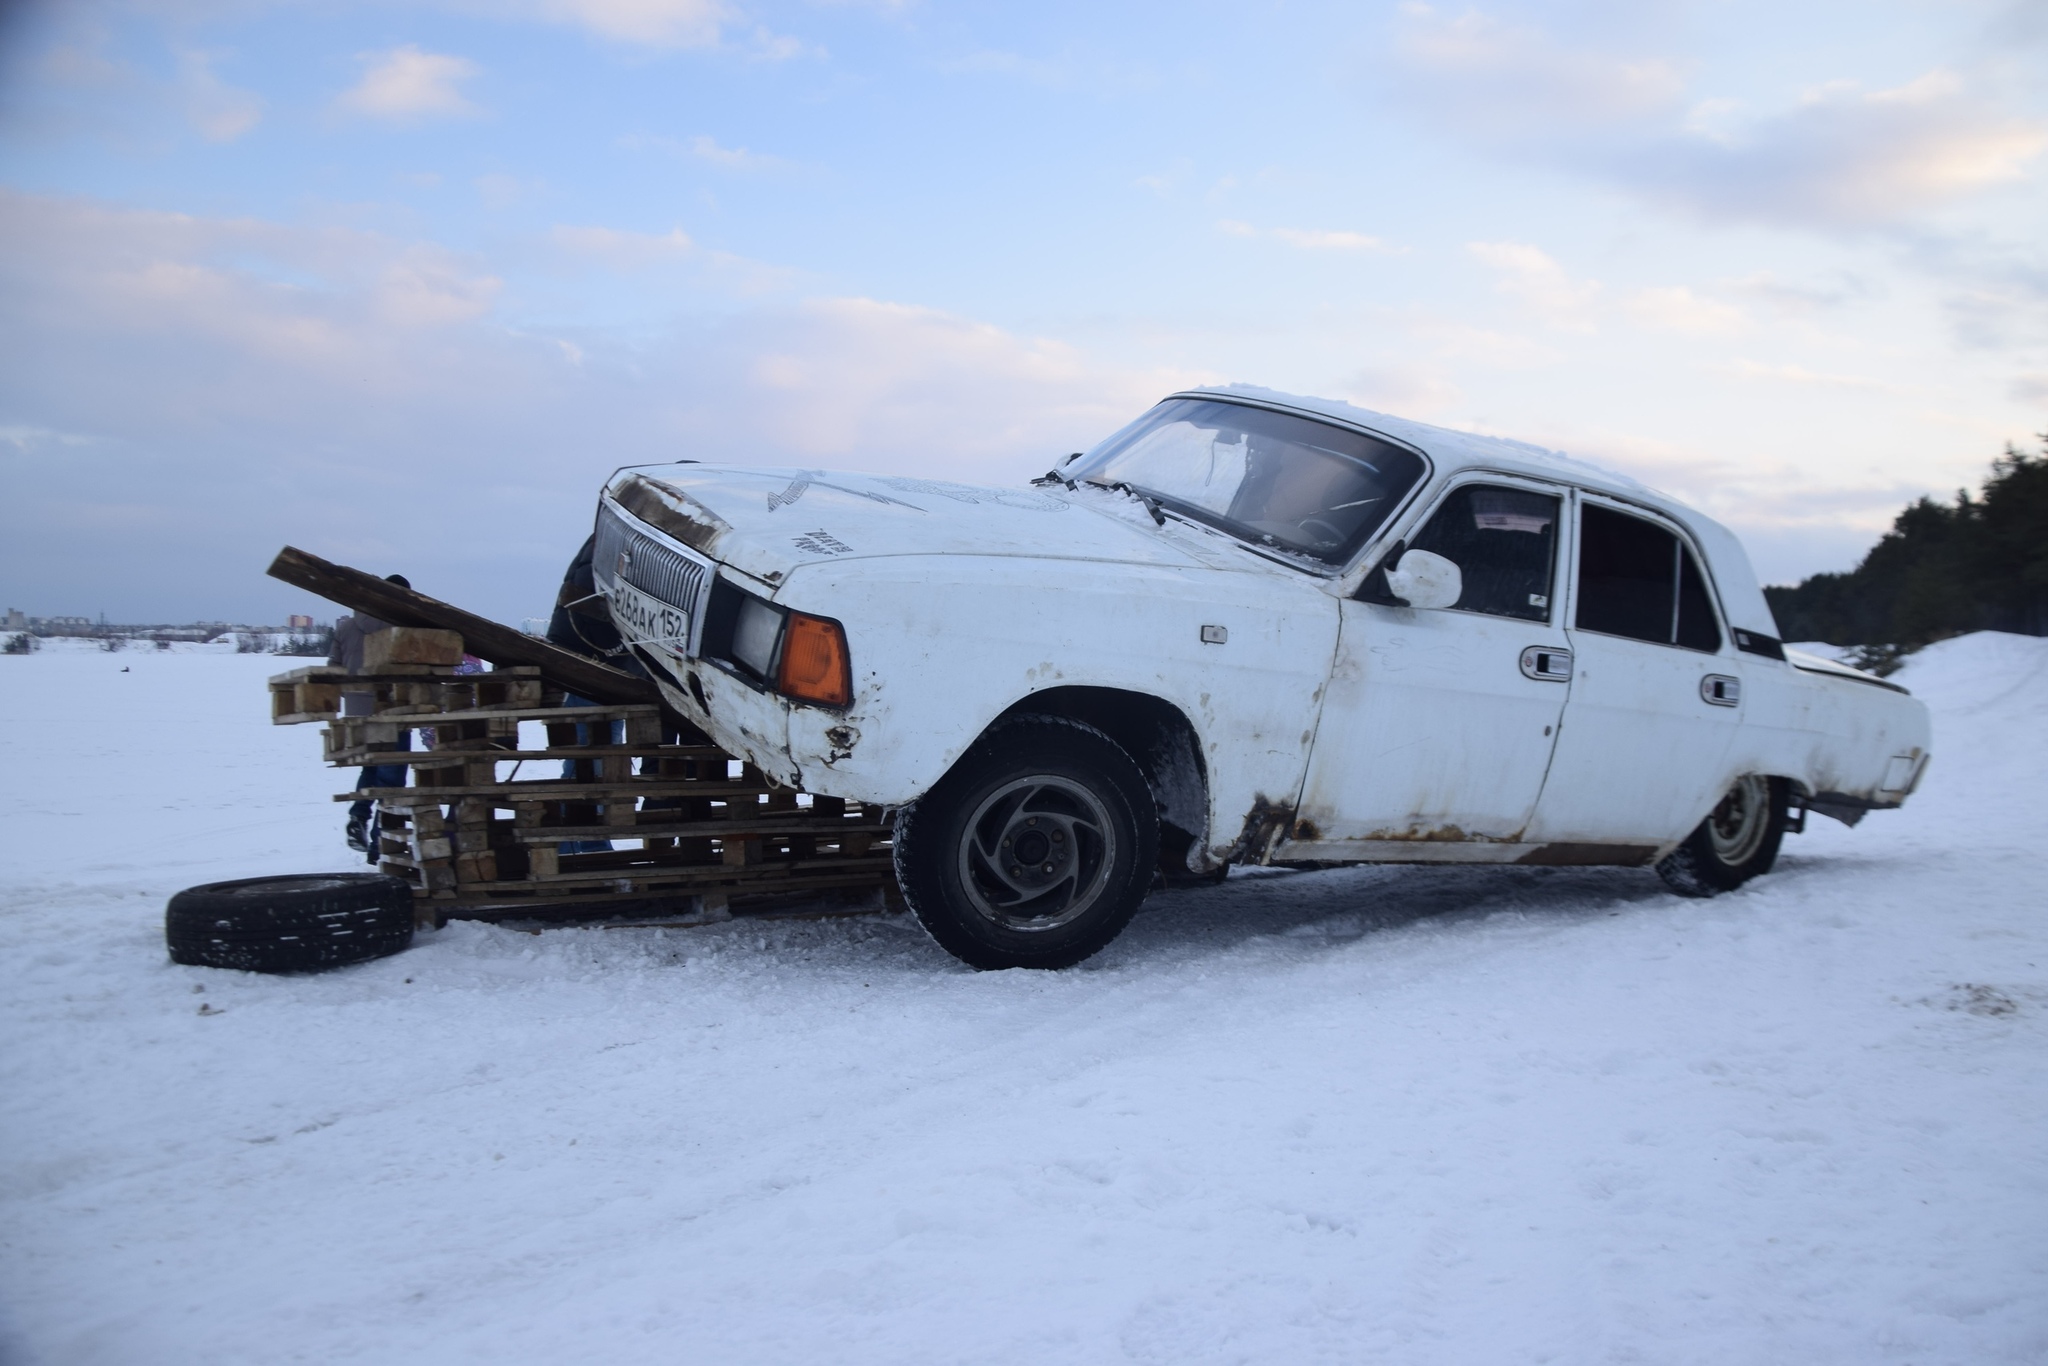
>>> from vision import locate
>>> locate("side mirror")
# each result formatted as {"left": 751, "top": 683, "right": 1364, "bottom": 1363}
{"left": 1385, "top": 549, "right": 1463, "bottom": 610}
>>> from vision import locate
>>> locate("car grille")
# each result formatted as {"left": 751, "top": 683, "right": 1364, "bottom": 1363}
{"left": 594, "top": 501, "right": 710, "bottom": 650}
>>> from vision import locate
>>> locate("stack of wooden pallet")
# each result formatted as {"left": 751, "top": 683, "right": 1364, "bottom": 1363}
{"left": 269, "top": 637, "right": 897, "bottom": 928}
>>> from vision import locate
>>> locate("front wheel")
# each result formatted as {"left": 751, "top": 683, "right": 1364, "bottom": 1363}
{"left": 1656, "top": 775, "right": 1789, "bottom": 897}
{"left": 895, "top": 717, "right": 1159, "bottom": 970}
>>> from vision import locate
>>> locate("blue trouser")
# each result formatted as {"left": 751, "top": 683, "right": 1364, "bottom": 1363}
{"left": 560, "top": 695, "right": 622, "bottom": 854}
{"left": 349, "top": 729, "right": 413, "bottom": 826}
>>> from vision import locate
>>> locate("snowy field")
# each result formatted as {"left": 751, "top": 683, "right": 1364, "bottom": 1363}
{"left": 2, "top": 633, "right": 2044, "bottom": 1365}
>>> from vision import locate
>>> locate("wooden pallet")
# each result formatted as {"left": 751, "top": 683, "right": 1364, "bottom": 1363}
{"left": 274, "top": 656, "right": 899, "bottom": 929}
{"left": 269, "top": 664, "right": 547, "bottom": 725}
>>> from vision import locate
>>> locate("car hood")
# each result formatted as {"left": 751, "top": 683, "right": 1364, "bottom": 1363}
{"left": 603, "top": 464, "right": 1239, "bottom": 589}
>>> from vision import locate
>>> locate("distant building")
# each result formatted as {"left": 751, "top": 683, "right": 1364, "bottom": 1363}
{"left": 288, "top": 614, "right": 314, "bottom": 630}
{"left": 3, "top": 608, "right": 25, "bottom": 631}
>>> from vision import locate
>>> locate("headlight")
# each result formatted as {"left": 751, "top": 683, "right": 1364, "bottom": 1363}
{"left": 731, "top": 596, "right": 783, "bottom": 677}
{"left": 707, "top": 579, "right": 854, "bottom": 709}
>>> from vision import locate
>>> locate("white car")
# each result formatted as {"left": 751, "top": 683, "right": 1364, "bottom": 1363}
{"left": 592, "top": 386, "right": 1932, "bottom": 969}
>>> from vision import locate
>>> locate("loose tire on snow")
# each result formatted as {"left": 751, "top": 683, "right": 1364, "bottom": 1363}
{"left": 1656, "top": 775, "right": 1790, "bottom": 897}
{"left": 894, "top": 716, "right": 1159, "bottom": 970}
{"left": 166, "top": 873, "right": 414, "bottom": 973}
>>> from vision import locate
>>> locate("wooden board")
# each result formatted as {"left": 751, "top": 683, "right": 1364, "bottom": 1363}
{"left": 266, "top": 545, "right": 662, "bottom": 706}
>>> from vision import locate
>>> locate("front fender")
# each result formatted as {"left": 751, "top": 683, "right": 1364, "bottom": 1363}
{"left": 775, "top": 556, "right": 1339, "bottom": 850}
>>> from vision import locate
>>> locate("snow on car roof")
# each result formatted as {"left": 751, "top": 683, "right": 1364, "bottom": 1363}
{"left": 1183, "top": 384, "right": 1656, "bottom": 497}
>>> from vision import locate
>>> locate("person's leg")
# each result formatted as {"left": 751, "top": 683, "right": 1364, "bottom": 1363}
{"left": 363, "top": 728, "right": 412, "bottom": 862}
{"left": 558, "top": 695, "right": 614, "bottom": 854}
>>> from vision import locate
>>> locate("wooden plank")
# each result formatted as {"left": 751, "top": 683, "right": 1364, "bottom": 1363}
{"left": 322, "top": 748, "right": 697, "bottom": 768}
{"left": 342, "top": 781, "right": 779, "bottom": 802}
{"left": 364, "top": 626, "right": 465, "bottom": 669}
{"left": 456, "top": 858, "right": 895, "bottom": 893}
{"left": 333, "top": 703, "right": 661, "bottom": 728}
{"left": 510, "top": 816, "right": 891, "bottom": 842}
{"left": 429, "top": 878, "right": 893, "bottom": 922}
{"left": 266, "top": 545, "right": 662, "bottom": 706}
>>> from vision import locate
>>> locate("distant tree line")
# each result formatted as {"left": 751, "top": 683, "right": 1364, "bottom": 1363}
{"left": 1766, "top": 434, "right": 2048, "bottom": 652}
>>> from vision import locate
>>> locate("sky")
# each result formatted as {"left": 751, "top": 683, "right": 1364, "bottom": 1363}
{"left": 1, "top": 0, "right": 2044, "bottom": 626}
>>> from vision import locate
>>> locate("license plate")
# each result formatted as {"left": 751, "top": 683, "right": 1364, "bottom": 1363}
{"left": 607, "top": 578, "right": 693, "bottom": 653}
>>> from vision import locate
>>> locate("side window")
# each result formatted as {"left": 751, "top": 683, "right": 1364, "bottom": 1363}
{"left": 1404, "top": 484, "right": 1560, "bottom": 622}
{"left": 1576, "top": 504, "right": 1722, "bottom": 652}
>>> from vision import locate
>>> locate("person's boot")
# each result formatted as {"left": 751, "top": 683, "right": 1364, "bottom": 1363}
{"left": 346, "top": 813, "right": 370, "bottom": 854}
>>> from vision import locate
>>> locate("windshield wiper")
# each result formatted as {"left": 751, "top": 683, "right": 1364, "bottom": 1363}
{"left": 1030, "top": 453, "right": 1082, "bottom": 490}
{"left": 1106, "top": 480, "right": 1166, "bottom": 526}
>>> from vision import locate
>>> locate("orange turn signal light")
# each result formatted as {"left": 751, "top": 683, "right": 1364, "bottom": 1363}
{"left": 777, "top": 612, "right": 852, "bottom": 708}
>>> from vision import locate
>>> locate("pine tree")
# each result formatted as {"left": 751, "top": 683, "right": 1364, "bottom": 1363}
{"left": 1765, "top": 434, "right": 2048, "bottom": 649}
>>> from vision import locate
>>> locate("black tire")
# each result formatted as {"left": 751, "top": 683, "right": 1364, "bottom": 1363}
{"left": 895, "top": 716, "right": 1159, "bottom": 970}
{"left": 166, "top": 873, "right": 414, "bottom": 974}
{"left": 1656, "top": 776, "right": 1790, "bottom": 897}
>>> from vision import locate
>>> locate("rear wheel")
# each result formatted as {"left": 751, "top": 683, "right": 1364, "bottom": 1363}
{"left": 1656, "top": 775, "right": 1789, "bottom": 897}
{"left": 895, "top": 717, "right": 1158, "bottom": 970}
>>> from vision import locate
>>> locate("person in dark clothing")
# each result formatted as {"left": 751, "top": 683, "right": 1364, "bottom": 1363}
{"left": 331, "top": 574, "right": 414, "bottom": 858}
{"left": 547, "top": 535, "right": 648, "bottom": 671}
{"left": 546, "top": 537, "right": 658, "bottom": 853}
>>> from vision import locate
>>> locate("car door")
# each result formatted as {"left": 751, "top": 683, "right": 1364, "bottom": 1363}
{"left": 1525, "top": 495, "right": 1745, "bottom": 851}
{"left": 1287, "top": 477, "right": 1573, "bottom": 851}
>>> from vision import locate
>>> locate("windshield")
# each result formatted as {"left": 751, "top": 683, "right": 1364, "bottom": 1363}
{"left": 1068, "top": 398, "right": 1426, "bottom": 566}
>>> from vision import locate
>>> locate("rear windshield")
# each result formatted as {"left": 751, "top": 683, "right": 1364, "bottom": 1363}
{"left": 1069, "top": 398, "right": 1426, "bottom": 567}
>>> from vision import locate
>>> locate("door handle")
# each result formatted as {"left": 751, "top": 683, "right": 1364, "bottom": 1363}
{"left": 1701, "top": 674, "right": 1741, "bottom": 707}
{"left": 1519, "top": 646, "right": 1572, "bottom": 681}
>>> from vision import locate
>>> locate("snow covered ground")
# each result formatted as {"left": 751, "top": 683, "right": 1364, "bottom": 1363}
{"left": 2, "top": 633, "right": 2044, "bottom": 1365}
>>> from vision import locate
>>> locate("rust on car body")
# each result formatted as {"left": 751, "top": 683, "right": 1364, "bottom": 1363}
{"left": 613, "top": 475, "right": 732, "bottom": 557}
{"left": 1229, "top": 796, "right": 1298, "bottom": 865}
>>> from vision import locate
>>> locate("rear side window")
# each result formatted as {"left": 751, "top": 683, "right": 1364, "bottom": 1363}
{"left": 1576, "top": 505, "right": 1722, "bottom": 652}
{"left": 1403, "top": 484, "right": 1560, "bottom": 622}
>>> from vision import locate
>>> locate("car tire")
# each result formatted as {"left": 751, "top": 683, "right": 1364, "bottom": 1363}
{"left": 894, "top": 716, "right": 1159, "bottom": 970}
{"left": 166, "top": 873, "right": 415, "bottom": 974}
{"left": 1656, "top": 776, "right": 1789, "bottom": 897}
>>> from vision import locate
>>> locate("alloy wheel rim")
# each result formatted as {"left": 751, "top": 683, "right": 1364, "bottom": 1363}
{"left": 957, "top": 775, "right": 1117, "bottom": 932}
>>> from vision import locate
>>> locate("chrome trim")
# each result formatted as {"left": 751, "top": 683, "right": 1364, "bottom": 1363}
{"left": 593, "top": 499, "right": 716, "bottom": 658}
{"left": 1700, "top": 673, "right": 1741, "bottom": 707}
{"left": 1519, "top": 645, "right": 1572, "bottom": 681}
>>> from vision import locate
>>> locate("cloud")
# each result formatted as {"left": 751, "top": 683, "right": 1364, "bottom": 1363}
{"left": 1719, "top": 270, "right": 1872, "bottom": 315}
{"left": 548, "top": 221, "right": 794, "bottom": 292}
{"left": 549, "top": 223, "right": 697, "bottom": 268}
{"left": 684, "top": 134, "right": 772, "bottom": 168}
{"left": 1722, "top": 358, "right": 1883, "bottom": 390}
{"left": 1341, "top": 364, "right": 1463, "bottom": 417}
{"left": 1388, "top": 10, "right": 2045, "bottom": 231}
{"left": 336, "top": 45, "right": 481, "bottom": 122}
{"left": 526, "top": 0, "right": 730, "bottom": 48}
{"left": 176, "top": 50, "right": 263, "bottom": 142}
{"left": 1623, "top": 70, "right": 2048, "bottom": 227}
{"left": 1466, "top": 241, "right": 1599, "bottom": 328}
{"left": 1393, "top": 3, "right": 1686, "bottom": 136}
{"left": 0, "top": 191, "right": 1183, "bottom": 621}
{"left": 473, "top": 173, "right": 542, "bottom": 209}
{"left": 617, "top": 132, "right": 792, "bottom": 171}
{"left": 1216, "top": 220, "right": 1400, "bottom": 252}
{"left": 375, "top": 248, "right": 503, "bottom": 326}
{"left": 1465, "top": 244, "right": 1752, "bottom": 339}
{"left": 1622, "top": 285, "right": 1743, "bottom": 334}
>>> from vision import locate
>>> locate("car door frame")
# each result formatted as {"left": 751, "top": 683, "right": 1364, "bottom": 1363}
{"left": 1521, "top": 487, "right": 1751, "bottom": 854}
{"left": 1273, "top": 468, "right": 1580, "bottom": 864}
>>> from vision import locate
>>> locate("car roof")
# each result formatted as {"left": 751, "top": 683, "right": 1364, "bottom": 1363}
{"left": 1177, "top": 384, "right": 1783, "bottom": 642}
{"left": 1179, "top": 384, "right": 1658, "bottom": 499}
